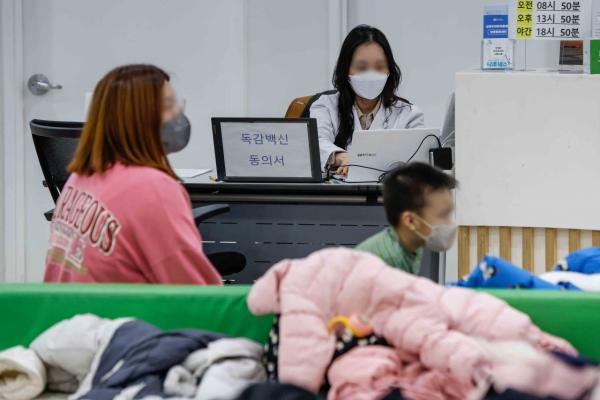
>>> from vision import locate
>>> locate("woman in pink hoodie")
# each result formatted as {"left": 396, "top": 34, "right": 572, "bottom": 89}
{"left": 44, "top": 64, "right": 221, "bottom": 285}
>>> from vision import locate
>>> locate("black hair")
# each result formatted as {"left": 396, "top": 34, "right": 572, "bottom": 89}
{"left": 382, "top": 162, "right": 457, "bottom": 227}
{"left": 332, "top": 25, "right": 403, "bottom": 149}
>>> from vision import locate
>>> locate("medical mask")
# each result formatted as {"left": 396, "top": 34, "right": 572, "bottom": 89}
{"left": 412, "top": 214, "right": 458, "bottom": 252}
{"left": 349, "top": 70, "right": 389, "bottom": 100}
{"left": 162, "top": 112, "right": 191, "bottom": 153}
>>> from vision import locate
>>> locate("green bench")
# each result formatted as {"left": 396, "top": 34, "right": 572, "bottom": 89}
{"left": 1, "top": 284, "right": 598, "bottom": 359}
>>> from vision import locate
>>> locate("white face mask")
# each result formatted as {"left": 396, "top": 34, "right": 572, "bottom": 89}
{"left": 348, "top": 70, "right": 388, "bottom": 100}
{"left": 412, "top": 214, "right": 458, "bottom": 252}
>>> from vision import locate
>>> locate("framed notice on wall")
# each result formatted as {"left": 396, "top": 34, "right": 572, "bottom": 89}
{"left": 509, "top": 0, "right": 591, "bottom": 39}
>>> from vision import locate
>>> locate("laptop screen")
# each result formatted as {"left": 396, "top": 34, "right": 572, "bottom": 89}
{"left": 212, "top": 118, "right": 321, "bottom": 182}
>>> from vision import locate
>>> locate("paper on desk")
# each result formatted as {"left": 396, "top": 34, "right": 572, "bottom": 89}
{"left": 174, "top": 168, "right": 212, "bottom": 179}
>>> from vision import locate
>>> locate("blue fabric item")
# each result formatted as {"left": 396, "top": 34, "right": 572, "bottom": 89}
{"left": 235, "top": 382, "right": 318, "bottom": 400}
{"left": 451, "top": 256, "right": 581, "bottom": 290}
{"left": 484, "top": 388, "right": 563, "bottom": 400}
{"left": 549, "top": 350, "right": 599, "bottom": 368}
{"left": 78, "top": 320, "right": 223, "bottom": 400}
{"left": 555, "top": 247, "right": 600, "bottom": 274}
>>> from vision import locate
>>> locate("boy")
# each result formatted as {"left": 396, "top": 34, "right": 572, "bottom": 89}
{"left": 356, "top": 162, "right": 457, "bottom": 274}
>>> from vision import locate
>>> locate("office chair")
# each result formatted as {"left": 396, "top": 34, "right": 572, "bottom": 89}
{"left": 284, "top": 90, "right": 417, "bottom": 120}
{"left": 284, "top": 95, "right": 313, "bottom": 118}
{"left": 30, "top": 119, "right": 245, "bottom": 277}
{"left": 284, "top": 90, "right": 337, "bottom": 118}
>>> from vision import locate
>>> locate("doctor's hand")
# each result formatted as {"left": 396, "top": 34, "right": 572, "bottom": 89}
{"left": 335, "top": 152, "right": 350, "bottom": 176}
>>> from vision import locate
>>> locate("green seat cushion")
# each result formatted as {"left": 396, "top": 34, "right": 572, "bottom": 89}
{"left": 0, "top": 284, "right": 598, "bottom": 359}
{"left": 0, "top": 284, "right": 272, "bottom": 349}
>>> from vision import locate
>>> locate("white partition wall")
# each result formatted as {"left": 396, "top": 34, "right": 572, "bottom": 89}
{"left": 246, "top": 0, "right": 331, "bottom": 116}
{"left": 0, "top": 3, "right": 4, "bottom": 280}
{"left": 347, "top": 0, "right": 562, "bottom": 127}
{"left": 1, "top": 0, "right": 344, "bottom": 282}
{"left": 3, "top": 1, "right": 592, "bottom": 282}
{"left": 455, "top": 71, "right": 600, "bottom": 275}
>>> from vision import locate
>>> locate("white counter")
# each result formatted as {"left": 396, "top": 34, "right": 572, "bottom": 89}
{"left": 455, "top": 70, "right": 600, "bottom": 231}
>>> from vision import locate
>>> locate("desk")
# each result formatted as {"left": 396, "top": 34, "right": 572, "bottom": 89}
{"left": 184, "top": 176, "right": 439, "bottom": 283}
{"left": 184, "top": 175, "right": 381, "bottom": 199}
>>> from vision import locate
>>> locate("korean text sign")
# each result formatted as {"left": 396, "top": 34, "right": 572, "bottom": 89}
{"left": 220, "top": 122, "right": 313, "bottom": 178}
{"left": 510, "top": 0, "right": 590, "bottom": 39}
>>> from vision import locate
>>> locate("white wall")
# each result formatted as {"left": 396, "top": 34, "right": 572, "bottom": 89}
{"left": 21, "top": 0, "right": 248, "bottom": 281}
{"left": 23, "top": 0, "right": 246, "bottom": 169}
{"left": 0, "top": 0, "right": 23, "bottom": 283}
{"left": 348, "top": 0, "right": 480, "bottom": 128}
{"left": 0, "top": 3, "right": 4, "bottom": 281}
{"left": 349, "top": 0, "right": 561, "bottom": 128}
{"left": 246, "top": 0, "right": 331, "bottom": 116}
{"left": 16, "top": 0, "right": 338, "bottom": 281}
{"left": 4, "top": 0, "right": 573, "bottom": 281}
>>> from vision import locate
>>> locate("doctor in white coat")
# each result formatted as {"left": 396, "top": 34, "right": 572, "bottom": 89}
{"left": 310, "top": 25, "right": 424, "bottom": 175}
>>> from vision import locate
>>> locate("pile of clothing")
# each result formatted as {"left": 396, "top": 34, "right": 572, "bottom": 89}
{"left": 247, "top": 248, "right": 600, "bottom": 400}
{"left": 0, "top": 315, "right": 266, "bottom": 400}
{"left": 453, "top": 247, "right": 600, "bottom": 291}
{"left": 2, "top": 247, "right": 598, "bottom": 400}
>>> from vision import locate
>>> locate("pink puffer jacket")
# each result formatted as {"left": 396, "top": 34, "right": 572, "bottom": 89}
{"left": 247, "top": 248, "right": 575, "bottom": 393}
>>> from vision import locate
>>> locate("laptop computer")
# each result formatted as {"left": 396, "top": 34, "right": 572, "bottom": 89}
{"left": 345, "top": 128, "right": 441, "bottom": 183}
{"left": 212, "top": 117, "right": 322, "bottom": 183}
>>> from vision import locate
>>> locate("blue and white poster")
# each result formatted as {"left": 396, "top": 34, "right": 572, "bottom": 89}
{"left": 484, "top": 14, "right": 510, "bottom": 38}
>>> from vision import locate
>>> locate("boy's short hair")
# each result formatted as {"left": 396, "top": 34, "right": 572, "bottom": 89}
{"left": 382, "top": 162, "right": 457, "bottom": 227}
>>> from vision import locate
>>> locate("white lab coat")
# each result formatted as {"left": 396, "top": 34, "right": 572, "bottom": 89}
{"left": 309, "top": 91, "right": 425, "bottom": 169}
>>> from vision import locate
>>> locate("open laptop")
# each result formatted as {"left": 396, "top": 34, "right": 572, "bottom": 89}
{"left": 212, "top": 117, "right": 322, "bottom": 183}
{"left": 345, "top": 128, "right": 441, "bottom": 183}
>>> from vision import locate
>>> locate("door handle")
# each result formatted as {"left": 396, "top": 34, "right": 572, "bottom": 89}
{"left": 27, "top": 73, "right": 63, "bottom": 95}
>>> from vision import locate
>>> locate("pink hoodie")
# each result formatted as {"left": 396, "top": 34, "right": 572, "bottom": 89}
{"left": 44, "top": 163, "right": 222, "bottom": 285}
{"left": 247, "top": 248, "right": 575, "bottom": 396}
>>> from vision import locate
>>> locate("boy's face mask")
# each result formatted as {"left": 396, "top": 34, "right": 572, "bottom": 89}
{"left": 412, "top": 213, "right": 458, "bottom": 252}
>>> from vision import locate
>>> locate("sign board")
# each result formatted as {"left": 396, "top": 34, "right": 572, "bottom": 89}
{"left": 510, "top": 0, "right": 591, "bottom": 39}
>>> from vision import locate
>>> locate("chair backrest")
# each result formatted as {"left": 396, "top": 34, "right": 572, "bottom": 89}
{"left": 30, "top": 119, "right": 83, "bottom": 203}
{"left": 284, "top": 90, "right": 337, "bottom": 118}
{"left": 284, "top": 95, "right": 312, "bottom": 118}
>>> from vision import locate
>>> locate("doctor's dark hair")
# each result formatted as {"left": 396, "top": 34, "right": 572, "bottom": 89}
{"left": 382, "top": 163, "right": 457, "bottom": 227}
{"left": 332, "top": 25, "right": 403, "bottom": 149}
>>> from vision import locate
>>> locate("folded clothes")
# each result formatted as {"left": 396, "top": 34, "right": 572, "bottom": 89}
{"left": 469, "top": 339, "right": 600, "bottom": 400}
{"left": 4, "top": 313, "right": 271, "bottom": 400}
{"left": 0, "top": 346, "right": 46, "bottom": 400}
{"left": 540, "top": 271, "right": 600, "bottom": 292}
{"left": 30, "top": 314, "right": 132, "bottom": 395}
{"left": 555, "top": 247, "right": 600, "bottom": 274}
{"left": 452, "top": 256, "right": 580, "bottom": 290}
{"left": 164, "top": 337, "right": 266, "bottom": 400}
{"left": 73, "top": 319, "right": 224, "bottom": 399}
